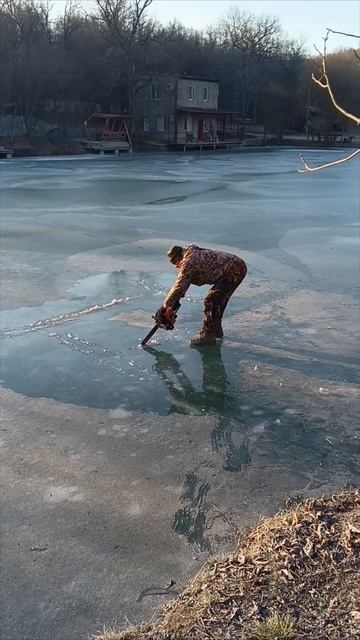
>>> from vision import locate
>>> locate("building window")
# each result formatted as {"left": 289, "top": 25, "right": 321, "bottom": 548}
{"left": 184, "top": 116, "right": 192, "bottom": 132}
{"left": 202, "top": 86, "right": 208, "bottom": 102}
{"left": 156, "top": 116, "right": 165, "bottom": 132}
{"left": 143, "top": 117, "right": 149, "bottom": 132}
{"left": 151, "top": 84, "right": 160, "bottom": 100}
{"left": 187, "top": 85, "right": 193, "bottom": 100}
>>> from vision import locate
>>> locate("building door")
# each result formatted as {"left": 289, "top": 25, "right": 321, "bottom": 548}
{"left": 198, "top": 119, "right": 204, "bottom": 141}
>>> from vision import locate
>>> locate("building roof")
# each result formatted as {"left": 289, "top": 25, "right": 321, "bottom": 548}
{"left": 176, "top": 107, "right": 243, "bottom": 116}
{"left": 136, "top": 73, "right": 218, "bottom": 83}
{"left": 87, "top": 113, "right": 130, "bottom": 120}
{"left": 178, "top": 76, "right": 218, "bottom": 83}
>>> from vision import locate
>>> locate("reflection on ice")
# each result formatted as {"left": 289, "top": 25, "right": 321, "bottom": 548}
{"left": 144, "top": 344, "right": 253, "bottom": 472}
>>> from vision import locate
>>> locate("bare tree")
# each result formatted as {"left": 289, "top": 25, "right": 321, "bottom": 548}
{"left": 299, "top": 29, "right": 360, "bottom": 172}
{"left": 219, "top": 10, "right": 282, "bottom": 56}
{"left": 213, "top": 10, "right": 284, "bottom": 119}
{"left": 95, "top": 0, "right": 152, "bottom": 47}
{"left": 0, "top": 0, "right": 51, "bottom": 44}
{"left": 0, "top": 0, "right": 55, "bottom": 136}
{"left": 93, "top": 0, "right": 154, "bottom": 116}
{"left": 55, "top": 0, "right": 84, "bottom": 44}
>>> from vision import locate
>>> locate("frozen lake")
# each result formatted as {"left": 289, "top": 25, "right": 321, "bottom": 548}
{"left": 1, "top": 149, "right": 359, "bottom": 640}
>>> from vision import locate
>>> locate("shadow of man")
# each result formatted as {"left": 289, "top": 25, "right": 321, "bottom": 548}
{"left": 145, "top": 344, "right": 251, "bottom": 550}
{"left": 144, "top": 344, "right": 250, "bottom": 472}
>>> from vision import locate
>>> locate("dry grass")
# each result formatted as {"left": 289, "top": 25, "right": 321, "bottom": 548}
{"left": 94, "top": 489, "right": 360, "bottom": 640}
{"left": 250, "top": 614, "right": 295, "bottom": 639}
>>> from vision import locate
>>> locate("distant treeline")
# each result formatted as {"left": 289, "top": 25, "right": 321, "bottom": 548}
{"left": 0, "top": 0, "right": 358, "bottom": 140}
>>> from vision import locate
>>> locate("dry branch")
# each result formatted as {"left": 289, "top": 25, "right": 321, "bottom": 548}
{"left": 300, "top": 28, "right": 360, "bottom": 173}
{"left": 299, "top": 148, "right": 360, "bottom": 173}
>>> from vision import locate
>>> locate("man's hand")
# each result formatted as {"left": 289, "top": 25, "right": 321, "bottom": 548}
{"left": 154, "top": 306, "right": 177, "bottom": 330}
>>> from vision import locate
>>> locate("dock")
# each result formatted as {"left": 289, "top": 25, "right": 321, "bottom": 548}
{"left": 168, "top": 140, "right": 246, "bottom": 153}
{"left": 0, "top": 146, "right": 14, "bottom": 158}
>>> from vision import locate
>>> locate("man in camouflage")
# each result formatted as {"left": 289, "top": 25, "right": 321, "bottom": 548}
{"left": 155, "top": 245, "right": 247, "bottom": 346}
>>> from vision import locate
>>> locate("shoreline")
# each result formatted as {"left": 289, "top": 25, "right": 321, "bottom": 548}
{"left": 94, "top": 489, "right": 360, "bottom": 640}
{"left": 1, "top": 138, "right": 359, "bottom": 159}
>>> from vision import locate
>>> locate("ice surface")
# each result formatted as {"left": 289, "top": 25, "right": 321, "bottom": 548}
{"left": 1, "top": 149, "right": 359, "bottom": 422}
{"left": 1, "top": 150, "right": 359, "bottom": 640}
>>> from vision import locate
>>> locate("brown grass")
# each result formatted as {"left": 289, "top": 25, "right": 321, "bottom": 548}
{"left": 94, "top": 489, "right": 360, "bottom": 639}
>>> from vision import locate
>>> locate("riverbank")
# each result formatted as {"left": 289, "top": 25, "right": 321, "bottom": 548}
{"left": 95, "top": 489, "right": 360, "bottom": 640}
{"left": 1, "top": 135, "right": 359, "bottom": 158}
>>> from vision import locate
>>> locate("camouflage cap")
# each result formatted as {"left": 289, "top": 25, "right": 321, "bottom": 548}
{"left": 167, "top": 245, "right": 184, "bottom": 264}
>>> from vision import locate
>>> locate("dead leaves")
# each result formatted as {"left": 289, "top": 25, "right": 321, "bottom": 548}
{"left": 99, "top": 490, "right": 360, "bottom": 640}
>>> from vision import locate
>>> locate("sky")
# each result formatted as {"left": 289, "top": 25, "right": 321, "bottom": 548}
{"left": 50, "top": 0, "right": 360, "bottom": 53}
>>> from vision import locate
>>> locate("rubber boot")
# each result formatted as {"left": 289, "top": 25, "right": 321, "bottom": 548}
{"left": 190, "top": 330, "right": 217, "bottom": 347}
{"left": 212, "top": 323, "right": 224, "bottom": 338}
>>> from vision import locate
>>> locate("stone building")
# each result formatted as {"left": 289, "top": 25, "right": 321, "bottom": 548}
{"left": 133, "top": 75, "right": 244, "bottom": 147}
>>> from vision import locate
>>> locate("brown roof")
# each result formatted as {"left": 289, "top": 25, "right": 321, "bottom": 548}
{"left": 88, "top": 113, "right": 130, "bottom": 120}
{"left": 176, "top": 107, "right": 243, "bottom": 116}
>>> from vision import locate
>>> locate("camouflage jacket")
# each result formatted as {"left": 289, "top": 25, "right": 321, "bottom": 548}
{"left": 164, "top": 245, "right": 244, "bottom": 307}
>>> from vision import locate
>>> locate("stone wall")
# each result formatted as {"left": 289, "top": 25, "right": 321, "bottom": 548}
{"left": 133, "top": 76, "right": 176, "bottom": 141}
{"left": 177, "top": 78, "right": 218, "bottom": 110}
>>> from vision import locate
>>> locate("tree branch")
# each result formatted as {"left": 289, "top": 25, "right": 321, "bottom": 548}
{"left": 311, "top": 66, "right": 360, "bottom": 126}
{"left": 326, "top": 28, "right": 360, "bottom": 39}
{"left": 312, "top": 29, "right": 360, "bottom": 125}
{"left": 300, "top": 28, "right": 360, "bottom": 173}
{"left": 298, "top": 148, "right": 360, "bottom": 173}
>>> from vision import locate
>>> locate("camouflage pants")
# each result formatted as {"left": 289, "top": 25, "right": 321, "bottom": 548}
{"left": 202, "top": 259, "right": 247, "bottom": 334}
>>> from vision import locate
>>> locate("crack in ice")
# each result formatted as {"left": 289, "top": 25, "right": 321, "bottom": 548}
{"left": 0, "top": 296, "right": 137, "bottom": 339}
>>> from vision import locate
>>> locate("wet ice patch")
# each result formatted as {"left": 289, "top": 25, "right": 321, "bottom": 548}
{"left": 126, "top": 502, "right": 142, "bottom": 516}
{"left": 335, "top": 236, "right": 360, "bottom": 246}
{"left": 69, "top": 273, "right": 110, "bottom": 298}
{"left": 295, "top": 326, "right": 317, "bottom": 335}
{"left": 46, "top": 485, "right": 83, "bottom": 503}
{"left": 110, "top": 309, "right": 150, "bottom": 327}
{"left": 132, "top": 238, "right": 176, "bottom": 252}
{"left": 253, "top": 421, "right": 267, "bottom": 433}
{"left": 109, "top": 406, "right": 134, "bottom": 419}
{"left": 164, "top": 484, "right": 183, "bottom": 495}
